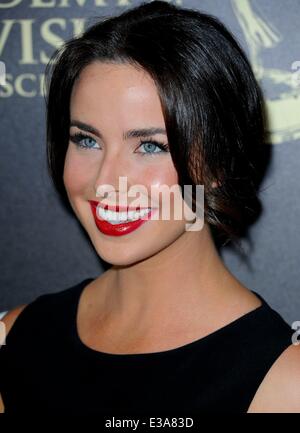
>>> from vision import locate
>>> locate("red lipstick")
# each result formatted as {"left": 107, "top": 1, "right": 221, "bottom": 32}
{"left": 89, "top": 200, "right": 158, "bottom": 237}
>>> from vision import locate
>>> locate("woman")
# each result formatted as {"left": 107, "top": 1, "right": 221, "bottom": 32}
{"left": 1, "top": 0, "right": 299, "bottom": 414}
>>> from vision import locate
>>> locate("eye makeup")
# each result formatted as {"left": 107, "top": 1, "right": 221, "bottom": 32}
{"left": 69, "top": 131, "right": 169, "bottom": 155}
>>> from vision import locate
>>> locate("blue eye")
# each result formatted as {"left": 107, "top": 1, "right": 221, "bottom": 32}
{"left": 137, "top": 140, "right": 169, "bottom": 156}
{"left": 69, "top": 132, "right": 169, "bottom": 155}
{"left": 69, "top": 132, "right": 100, "bottom": 150}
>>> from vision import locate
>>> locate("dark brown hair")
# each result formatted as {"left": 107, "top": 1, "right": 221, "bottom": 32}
{"left": 44, "top": 0, "right": 266, "bottom": 250}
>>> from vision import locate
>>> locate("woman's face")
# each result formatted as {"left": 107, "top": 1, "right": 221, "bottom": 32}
{"left": 63, "top": 61, "right": 201, "bottom": 266}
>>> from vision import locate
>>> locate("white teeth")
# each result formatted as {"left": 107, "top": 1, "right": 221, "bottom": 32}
{"left": 96, "top": 207, "right": 152, "bottom": 224}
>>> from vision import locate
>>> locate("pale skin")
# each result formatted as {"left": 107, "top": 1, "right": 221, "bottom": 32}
{"left": 1, "top": 62, "right": 300, "bottom": 413}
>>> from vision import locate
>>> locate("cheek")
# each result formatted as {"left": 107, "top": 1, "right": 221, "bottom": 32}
{"left": 141, "top": 162, "right": 184, "bottom": 216}
{"left": 141, "top": 162, "right": 179, "bottom": 189}
{"left": 63, "top": 147, "right": 91, "bottom": 196}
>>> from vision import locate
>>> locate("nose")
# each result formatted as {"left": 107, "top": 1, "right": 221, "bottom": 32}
{"left": 93, "top": 151, "right": 129, "bottom": 199}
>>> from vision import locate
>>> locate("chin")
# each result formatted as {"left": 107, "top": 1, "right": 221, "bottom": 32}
{"left": 91, "top": 230, "right": 184, "bottom": 268}
{"left": 92, "top": 245, "right": 155, "bottom": 267}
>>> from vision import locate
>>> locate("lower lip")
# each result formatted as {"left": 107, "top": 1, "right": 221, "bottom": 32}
{"left": 89, "top": 203, "right": 158, "bottom": 236}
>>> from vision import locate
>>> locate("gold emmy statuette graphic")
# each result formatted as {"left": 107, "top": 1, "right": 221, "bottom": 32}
{"left": 232, "top": 0, "right": 300, "bottom": 144}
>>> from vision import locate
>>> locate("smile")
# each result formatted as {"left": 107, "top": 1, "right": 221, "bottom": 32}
{"left": 97, "top": 206, "right": 152, "bottom": 224}
{"left": 88, "top": 200, "right": 158, "bottom": 236}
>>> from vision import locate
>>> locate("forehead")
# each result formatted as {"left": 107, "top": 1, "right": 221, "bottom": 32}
{"left": 70, "top": 62, "right": 164, "bottom": 126}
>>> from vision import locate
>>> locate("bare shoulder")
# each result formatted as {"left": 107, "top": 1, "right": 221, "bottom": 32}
{"left": 247, "top": 343, "right": 300, "bottom": 413}
{"left": 0, "top": 392, "right": 4, "bottom": 413}
{"left": 0, "top": 305, "right": 28, "bottom": 413}
{"left": 1, "top": 304, "right": 28, "bottom": 336}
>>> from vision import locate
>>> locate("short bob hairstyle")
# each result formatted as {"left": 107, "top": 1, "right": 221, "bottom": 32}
{"left": 44, "top": 0, "right": 266, "bottom": 250}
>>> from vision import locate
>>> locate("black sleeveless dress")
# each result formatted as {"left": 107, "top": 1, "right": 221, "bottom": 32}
{"left": 0, "top": 278, "right": 294, "bottom": 414}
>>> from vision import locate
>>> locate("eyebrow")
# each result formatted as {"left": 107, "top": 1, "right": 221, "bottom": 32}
{"left": 70, "top": 120, "right": 167, "bottom": 140}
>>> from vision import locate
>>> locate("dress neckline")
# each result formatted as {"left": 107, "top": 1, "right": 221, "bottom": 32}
{"left": 70, "top": 277, "right": 268, "bottom": 360}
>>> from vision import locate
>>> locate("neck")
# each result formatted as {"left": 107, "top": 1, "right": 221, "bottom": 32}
{"left": 100, "top": 224, "right": 243, "bottom": 331}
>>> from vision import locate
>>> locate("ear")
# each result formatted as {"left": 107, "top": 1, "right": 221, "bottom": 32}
{"left": 211, "top": 181, "right": 221, "bottom": 188}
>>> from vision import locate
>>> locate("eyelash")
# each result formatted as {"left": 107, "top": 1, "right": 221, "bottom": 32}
{"left": 69, "top": 132, "right": 169, "bottom": 155}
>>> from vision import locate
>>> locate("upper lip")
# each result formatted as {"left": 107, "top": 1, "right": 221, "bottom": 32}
{"left": 89, "top": 200, "right": 151, "bottom": 212}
